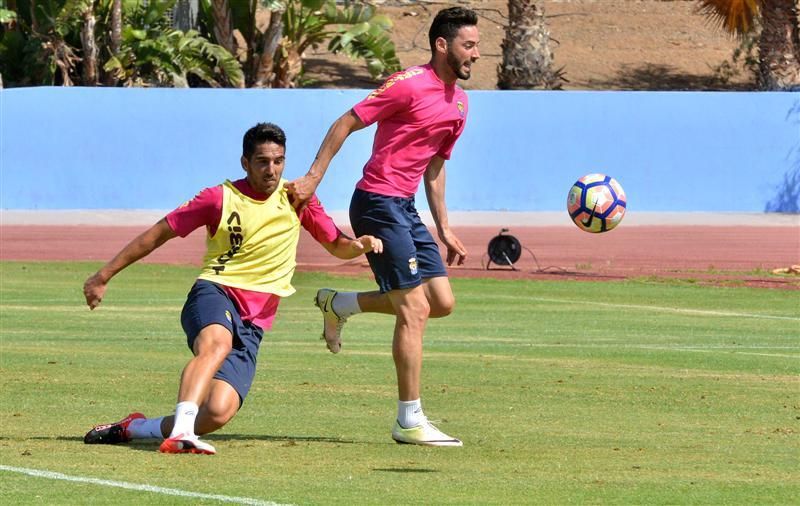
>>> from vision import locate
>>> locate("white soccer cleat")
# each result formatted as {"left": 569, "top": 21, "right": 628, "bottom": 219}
{"left": 391, "top": 418, "right": 463, "bottom": 447}
{"left": 158, "top": 433, "right": 216, "bottom": 455}
{"left": 314, "top": 288, "right": 347, "bottom": 354}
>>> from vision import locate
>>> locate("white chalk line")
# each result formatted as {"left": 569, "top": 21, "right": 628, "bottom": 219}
{"left": 621, "top": 345, "right": 799, "bottom": 359}
{"left": 439, "top": 341, "right": 800, "bottom": 352}
{"left": 325, "top": 340, "right": 799, "bottom": 360}
{"left": 0, "top": 465, "right": 289, "bottom": 506}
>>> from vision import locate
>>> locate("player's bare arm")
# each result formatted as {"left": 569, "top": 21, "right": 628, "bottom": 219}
{"left": 285, "top": 110, "right": 366, "bottom": 210}
{"left": 424, "top": 156, "right": 467, "bottom": 266}
{"left": 83, "top": 219, "right": 178, "bottom": 309}
{"left": 321, "top": 232, "right": 383, "bottom": 259}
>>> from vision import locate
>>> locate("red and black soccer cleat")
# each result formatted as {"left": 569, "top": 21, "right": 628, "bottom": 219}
{"left": 84, "top": 412, "right": 145, "bottom": 444}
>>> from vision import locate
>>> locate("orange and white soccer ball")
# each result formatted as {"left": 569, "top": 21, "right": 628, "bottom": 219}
{"left": 567, "top": 173, "right": 627, "bottom": 233}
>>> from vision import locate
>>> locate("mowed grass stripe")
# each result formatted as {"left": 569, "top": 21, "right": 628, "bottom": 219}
{"left": 459, "top": 293, "right": 800, "bottom": 321}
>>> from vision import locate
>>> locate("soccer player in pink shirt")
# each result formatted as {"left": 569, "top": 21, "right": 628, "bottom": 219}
{"left": 287, "top": 7, "right": 480, "bottom": 447}
{"left": 82, "top": 123, "right": 382, "bottom": 454}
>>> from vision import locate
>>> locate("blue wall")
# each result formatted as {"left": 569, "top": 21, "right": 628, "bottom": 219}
{"left": 2, "top": 87, "right": 797, "bottom": 211}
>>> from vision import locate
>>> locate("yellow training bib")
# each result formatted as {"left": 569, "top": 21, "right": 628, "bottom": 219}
{"left": 198, "top": 179, "right": 299, "bottom": 296}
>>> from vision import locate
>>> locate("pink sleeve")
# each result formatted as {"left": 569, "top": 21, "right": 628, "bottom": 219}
{"left": 298, "top": 194, "right": 340, "bottom": 244}
{"left": 352, "top": 73, "right": 414, "bottom": 126}
{"left": 165, "top": 186, "right": 223, "bottom": 237}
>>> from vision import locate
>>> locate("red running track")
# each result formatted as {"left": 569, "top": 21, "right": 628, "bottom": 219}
{"left": 1, "top": 224, "right": 797, "bottom": 289}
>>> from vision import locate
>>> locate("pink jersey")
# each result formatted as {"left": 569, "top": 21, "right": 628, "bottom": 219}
{"left": 352, "top": 64, "right": 468, "bottom": 198}
{"left": 165, "top": 178, "right": 340, "bottom": 329}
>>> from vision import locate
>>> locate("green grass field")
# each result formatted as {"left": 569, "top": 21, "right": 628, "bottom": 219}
{"left": 1, "top": 261, "right": 798, "bottom": 505}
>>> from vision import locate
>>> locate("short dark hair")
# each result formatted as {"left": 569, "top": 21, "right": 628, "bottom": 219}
{"left": 428, "top": 7, "right": 478, "bottom": 53}
{"left": 242, "top": 122, "right": 286, "bottom": 159}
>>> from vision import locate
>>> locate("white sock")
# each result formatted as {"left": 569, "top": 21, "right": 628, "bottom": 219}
{"left": 332, "top": 292, "right": 361, "bottom": 319}
{"left": 128, "top": 417, "right": 165, "bottom": 440}
{"left": 397, "top": 399, "right": 424, "bottom": 428}
{"left": 169, "top": 401, "right": 198, "bottom": 438}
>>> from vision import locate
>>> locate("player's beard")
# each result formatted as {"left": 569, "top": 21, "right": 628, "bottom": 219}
{"left": 447, "top": 51, "right": 471, "bottom": 80}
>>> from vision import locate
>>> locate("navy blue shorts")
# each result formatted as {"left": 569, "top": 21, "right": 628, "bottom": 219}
{"left": 180, "top": 279, "right": 264, "bottom": 406}
{"left": 350, "top": 188, "right": 447, "bottom": 293}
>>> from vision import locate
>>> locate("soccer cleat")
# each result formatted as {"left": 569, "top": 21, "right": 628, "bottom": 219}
{"left": 314, "top": 288, "right": 347, "bottom": 354}
{"left": 84, "top": 412, "right": 145, "bottom": 444}
{"left": 391, "top": 419, "right": 463, "bottom": 447}
{"left": 158, "top": 433, "right": 216, "bottom": 455}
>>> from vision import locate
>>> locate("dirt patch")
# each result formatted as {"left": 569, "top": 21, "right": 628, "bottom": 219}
{"left": 302, "top": 0, "right": 751, "bottom": 91}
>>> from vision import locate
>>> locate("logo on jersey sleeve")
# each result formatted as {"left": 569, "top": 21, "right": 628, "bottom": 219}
{"left": 457, "top": 101, "right": 465, "bottom": 117}
{"left": 367, "top": 68, "right": 424, "bottom": 99}
{"left": 178, "top": 190, "right": 205, "bottom": 209}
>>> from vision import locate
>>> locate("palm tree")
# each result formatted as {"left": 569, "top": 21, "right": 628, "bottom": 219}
{"left": 697, "top": 0, "right": 800, "bottom": 90}
{"left": 80, "top": 0, "right": 99, "bottom": 86}
{"left": 105, "top": 0, "right": 121, "bottom": 85}
{"left": 497, "top": 0, "right": 565, "bottom": 90}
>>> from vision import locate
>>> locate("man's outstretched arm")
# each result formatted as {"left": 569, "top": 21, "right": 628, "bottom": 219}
{"left": 320, "top": 232, "right": 383, "bottom": 260}
{"left": 83, "top": 218, "right": 178, "bottom": 309}
{"left": 285, "top": 110, "right": 366, "bottom": 210}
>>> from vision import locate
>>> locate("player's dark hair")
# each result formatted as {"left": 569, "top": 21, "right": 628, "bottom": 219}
{"left": 243, "top": 122, "right": 286, "bottom": 159}
{"left": 428, "top": 7, "right": 478, "bottom": 53}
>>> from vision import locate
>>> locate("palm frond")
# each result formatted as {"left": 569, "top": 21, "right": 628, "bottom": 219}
{"left": 329, "top": 29, "right": 399, "bottom": 78}
{"left": 55, "top": 0, "right": 95, "bottom": 35}
{"left": 321, "top": 2, "right": 373, "bottom": 25}
{"left": 196, "top": 37, "right": 245, "bottom": 87}
{"left": 695, "top": 0, "right": 762, "bottom": 35}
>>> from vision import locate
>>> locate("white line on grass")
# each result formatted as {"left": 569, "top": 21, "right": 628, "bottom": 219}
{"left": 0, "top": 465, "right": 289, "bottom": 506}
{"left": 279, "top": 340, "right": 800, "bottom": 359}
{"left": 631, "top": 346, "right": 799, "bottom": 359}
{"left": 435, "top": 341, "right": 800, "bottom": 352}
{"left": 480, "top": 295, "right": 800, "bottom": 321}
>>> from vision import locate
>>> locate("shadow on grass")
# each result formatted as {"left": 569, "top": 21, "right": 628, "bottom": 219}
{"left": 42, "top": 434, "right": 359, "bottom": 443}
{"left": 205, "top": 434, "right": 362, "bottom": 444}
{"left": 373, "top": 468, "right": 440, "bottom": 473}
{"left": 40, "top": 433, "right": 369, "bottom": 453}
{"left": 460, "top": 267, "right": 627, "bottom": 281}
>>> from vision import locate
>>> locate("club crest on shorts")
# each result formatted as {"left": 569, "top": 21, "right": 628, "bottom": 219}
{"left": 408, "top": 257, "right": 418, "bottom": 275}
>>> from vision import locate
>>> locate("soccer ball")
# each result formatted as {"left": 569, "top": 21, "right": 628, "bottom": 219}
{"left": 567, "top": 174, "right": 627, "bottom": 233}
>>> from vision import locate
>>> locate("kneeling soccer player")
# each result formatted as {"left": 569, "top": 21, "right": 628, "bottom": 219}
{"left": 82, "top": 122, "right": 382, "bottom": 454}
